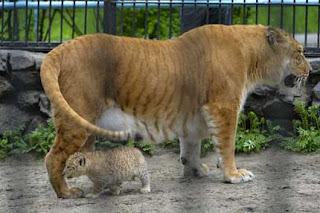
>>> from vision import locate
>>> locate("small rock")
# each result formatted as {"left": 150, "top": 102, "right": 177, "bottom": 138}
{"left": 252, "top": 85, "right": 275, "bottom": 97}
{"left": 9, "top": 50, "right": 35, "bottom": 71}
{"left": 17, "top": 91, "right": 42, "bottom": 110}
{"left": 39, "top": 93, "right": 52, "bottom": 117}
{"left": 244, "top": 207, "right": 254, "bottom": 212}
{"left": 310, "top": 59, "right": 320, "bottom": 75}
{"left": 227, "top": 197, "right": 237, "bottom": 201}
{"left": 312, "top": 100, "right": 320, "bottom": 106}
{"left": 278, "top": 94, "right": 294, "bottom": 104}
{"left": 244, "top": 95, "right": 265, "bottom": 116}
{"left": 0, "top": 76, "right": 14, "bottom": 98}
{"left": 9, "top": 194, "right": 23, "bottom": 200}
{"left": 281, "top": 185, "right": 291, "bottom": 189}
{"left": 33, "top": 52, "right": 47, "bottom": 70}
{"left": 25, "top": 116, "right": 47, "bottom": 134}
{"left": 263, "top": 98, "right": 294, "bottom": 119}
{"left": 310, "top": 69, "right": 320, "bottom": 75}
{"left": 11, "top": 71, "right": 42, "bottom": 91}
{"left": 0, "top": 50, "right": 9, "bottom": 72}
{"left": 278, "top": 86, "right": 302, "bottom": 99}
{"left": 313, "top": 82, "right": 320, "bottom": 100}
{"left": 0, "top": 104, "right": 30, "bottom": 135}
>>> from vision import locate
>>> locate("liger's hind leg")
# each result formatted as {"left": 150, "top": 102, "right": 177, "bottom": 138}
{"left": 45, "top": 125, "right": 88, "bottom": 198}
{"left": 109, "top": 184, "right": 121, "bottom": 196}
{"left": 202, "top": 105, "right": 255, "bottom": 183}
{"left": 179, "top": 135, "right": 209, "bottom": 178}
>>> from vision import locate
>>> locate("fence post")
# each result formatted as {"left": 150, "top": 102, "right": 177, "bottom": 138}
{"left": 103, "top": 0, "right": 117, "bottom": 35}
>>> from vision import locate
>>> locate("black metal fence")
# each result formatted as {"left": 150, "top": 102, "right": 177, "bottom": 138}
{"left": 0, "top": 0, "right": 319, "bottom": 56}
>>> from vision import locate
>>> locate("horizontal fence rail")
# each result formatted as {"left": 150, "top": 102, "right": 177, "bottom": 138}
{"left": 0, "top": 0, "right": 319, "bottom": 57}
{"left": 2, "top": 0, "right": 319, "bottom": 8}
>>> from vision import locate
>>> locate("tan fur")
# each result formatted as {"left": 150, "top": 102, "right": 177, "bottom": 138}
{"left": 63, "top": 147, "right": 151, "bottom": 197}
{"left": 41, "top": 25, "right": 311, "bottom": 198}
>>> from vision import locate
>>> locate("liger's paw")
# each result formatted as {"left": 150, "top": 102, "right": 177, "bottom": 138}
{"left": 58, "top": 187, "right": 85, "bottom": 199}
{"left": 201, "top": 163, "right": 210, "bottom": 174}
{"left": 224, "top": 169, "right": 255, "bottom": 183}
{"left": 183, "top": 164, "right": 209, "bottom": 178}
{"left": 140, "top": 186, "right": 151, "bottom": 194}
{"left": 85, "top": 193, "right": 100, "bottom": 199}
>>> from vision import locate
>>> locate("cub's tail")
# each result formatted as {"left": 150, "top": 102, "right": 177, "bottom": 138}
{"left": 40, "top": 49, "right": 142, "bottom": 142}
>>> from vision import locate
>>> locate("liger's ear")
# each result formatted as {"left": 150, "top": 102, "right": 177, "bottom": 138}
{"left": 267, "top": 26, "right": 284, "bottom": 46}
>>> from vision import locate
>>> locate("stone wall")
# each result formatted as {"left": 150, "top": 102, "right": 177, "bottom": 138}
{"left": 0, "top": 50, "right": 50, "bottom": 135}
{"left": 0, "top": 50, "right": 319, "bottom": 135}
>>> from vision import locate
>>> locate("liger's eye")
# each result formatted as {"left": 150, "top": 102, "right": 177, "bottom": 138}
{"left": 298, "top": 48, "right": 305, "bottom": 54}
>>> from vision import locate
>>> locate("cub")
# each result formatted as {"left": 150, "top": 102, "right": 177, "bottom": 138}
{"left": 63, "top": 146, "right": 151, "bottom": 197}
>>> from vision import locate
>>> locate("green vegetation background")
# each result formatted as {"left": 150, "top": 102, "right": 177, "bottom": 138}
{"left": 2, "top": 102, "right": 319, "bottom": 159}
{"left": 1, "top": 5, "right": 319, "bottom": 42}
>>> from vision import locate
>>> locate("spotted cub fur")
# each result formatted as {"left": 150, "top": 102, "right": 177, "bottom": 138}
{"left": 63, "top": 147, "right": 151, "bottom": 197}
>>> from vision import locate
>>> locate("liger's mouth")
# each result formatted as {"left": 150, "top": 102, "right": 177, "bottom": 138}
{"left": 284, "top": 74, "right": 308, "bottom": 88}
{"left": 294, "top": 75, "right": 308, "bottom": 89}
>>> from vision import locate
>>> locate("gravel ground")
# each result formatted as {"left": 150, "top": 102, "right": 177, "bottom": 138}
{"left": 1, "top": 144, "right": 320, "bottom": 213}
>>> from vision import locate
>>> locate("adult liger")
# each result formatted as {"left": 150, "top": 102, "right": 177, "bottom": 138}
{"left": 41, "top": 25, "right": 311, "bottom": 198}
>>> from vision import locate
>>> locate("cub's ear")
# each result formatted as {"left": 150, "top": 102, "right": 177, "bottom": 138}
{"left": 79, "top": 157, "right": 86, "bottom": 166}
{"left": 267, "top": 26, "right": 284, "bottom": 46}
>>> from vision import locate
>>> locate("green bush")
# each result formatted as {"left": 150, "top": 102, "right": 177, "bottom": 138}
{"left": 161, "top": 137, "right": 179, "bottom": 149}
{"left": 25, "top": 119, "right": 56, "bottom": 155}
{"left": 283, "top": 102, "right": 320, "bottom": 153}
{"left": 0, "top": 119, "right": 56, "bottom": 159}
{"left": 95, "top": 137, "right": 123, "bottom": 149}
{"left": 201, "top": 139, "right": 214, "bottom": 157}
{"left": 5, "top": 105, "right": 318, "bottom": 159}
{"left": 93, "top": 138, "right": 156, "bottom": 155}
{"left": 160, "top": 137, "right": 214, "bottom": 157}
{"left": 159, "top": 112, "right": 275, "bottom": 155}
{"left": 117, "top": 8, "right": 181, "bottom": 39}
{"left": 235, "top": 111, "right": 281, "bottom": 153}
{"left": 0, "top": 127, "right": 28, "bottom": 159}
{"left": 127, "top": 140, "right": 155, "bottom": 156}
{"left": 0, "top": 119, "right": 157, "bottom": 158}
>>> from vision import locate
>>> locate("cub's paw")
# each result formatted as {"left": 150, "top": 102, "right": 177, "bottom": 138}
{"left": 224, "top": 169, "right": 255, "bottom": 183}
{"left": 59, "top": 187, "right": 85, "bottom": 199}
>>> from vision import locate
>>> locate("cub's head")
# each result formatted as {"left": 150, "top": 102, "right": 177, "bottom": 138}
{"left": 63, "top": 152, "right": 87, "bottom": 179}
{"left": 265, "top": 26, "right": 312, "bottom": 87}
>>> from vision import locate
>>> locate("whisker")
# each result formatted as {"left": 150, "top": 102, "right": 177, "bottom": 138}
{"left": 302, "top": 76, "right": 307, "bottom": 86}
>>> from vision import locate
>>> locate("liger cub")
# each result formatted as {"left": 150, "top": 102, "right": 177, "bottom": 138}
{"left": 63, "top": 147, "right": 151, "bottom": 197}
{"left": 41, "top": 24, "right": 312, "bottom": 198}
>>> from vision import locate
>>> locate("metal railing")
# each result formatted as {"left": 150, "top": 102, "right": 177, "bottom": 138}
{"left": 0, "top": 0, "right": 319, "bottom": 56}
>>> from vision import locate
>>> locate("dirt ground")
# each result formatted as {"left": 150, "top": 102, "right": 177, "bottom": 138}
{"left": 1, "top": 144, "right": 320, "bottom": 213}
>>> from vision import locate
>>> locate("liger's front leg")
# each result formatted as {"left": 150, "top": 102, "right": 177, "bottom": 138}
{"left": 202, "top": 105, "right": 255, "bottom": 183}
